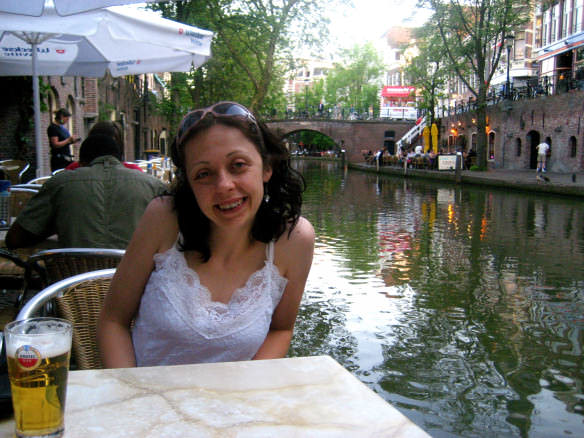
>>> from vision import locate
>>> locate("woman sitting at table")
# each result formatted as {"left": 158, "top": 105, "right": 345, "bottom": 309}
{"left": 97, "top": 101, "right": 315, "bottom": 367}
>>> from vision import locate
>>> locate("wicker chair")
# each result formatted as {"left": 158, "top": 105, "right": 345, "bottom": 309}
{"left": 8, "top": 187, "right": 39, "bottom": 218}
{"left": 0, "top": 248, "right": 28, "bottom": 291}
{"left": 0, "top": 160, "right": 30, "bottom": 185}
{"left": 16, "top": 268, "right": 116, "bottom": 370}
{"left": 18, "top": 248, "right": 125, "bottom": 307}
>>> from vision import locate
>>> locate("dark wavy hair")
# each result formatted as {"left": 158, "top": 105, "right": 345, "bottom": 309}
{"left": 170, "top": 111, "right": 305, "bottom": 261}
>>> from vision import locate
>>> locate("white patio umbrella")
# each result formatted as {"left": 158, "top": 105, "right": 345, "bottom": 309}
{"left": 0, "top": 4, "right": 212, "bottom": 176}
{"left": 0, "top": 0, "right": 160, "bottom": 16}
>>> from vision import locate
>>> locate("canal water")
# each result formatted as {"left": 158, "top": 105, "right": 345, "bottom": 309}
{"left": 288, "top": 160, "right": 584, "bottom": 438}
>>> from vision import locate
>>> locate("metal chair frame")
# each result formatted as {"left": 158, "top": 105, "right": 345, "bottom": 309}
{"left": 18, "top": 248, "right": 125, "bottom": 307}
{"left": 17, "top": 268, "right": 116, "bottom": 370}
{"left": 26, "top": 176, "right": 51, "bottom": 185}
{"left": 0, "top": 160, "right": 30, "bottom": 185}
{"left": 8, "top": 187, "right": 39, "bottom": 219}
{"left": 10, "top": 184, "right": 42, "bottom": 190}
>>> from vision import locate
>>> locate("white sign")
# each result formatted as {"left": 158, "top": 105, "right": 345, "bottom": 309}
{"left": 380, "top": 107, "right": 418, "bottom": 120}
{"left": 438, "top": 155, "right": 457, "bottom": 170}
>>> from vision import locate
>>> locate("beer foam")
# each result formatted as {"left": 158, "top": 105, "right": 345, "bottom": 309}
{"left": 6, "top": 320, "right": 72, "bottom": 358}
{"left": 6, "top": 335, "right": 71, "bottom": 358}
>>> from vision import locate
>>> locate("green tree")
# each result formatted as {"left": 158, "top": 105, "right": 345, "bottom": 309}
{"left": 325, "top": 42, "right": 384, "bottom": 117}
{"left": 422, "top": 0, "right": 531, "bottom": 169}
{"left": 152, "top": 0, "right": 332, "bottom": 114}
{"left": 405, "top": 24, "right": 449, "bottom": 127}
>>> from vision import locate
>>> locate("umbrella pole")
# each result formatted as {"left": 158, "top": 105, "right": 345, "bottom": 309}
{"left": 32, "top": 42, "right": 44, "bottom": 177}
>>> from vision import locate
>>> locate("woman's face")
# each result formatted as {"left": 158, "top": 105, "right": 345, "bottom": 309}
{"left": 184, "top": 124, "right": 272, "bottom": 232}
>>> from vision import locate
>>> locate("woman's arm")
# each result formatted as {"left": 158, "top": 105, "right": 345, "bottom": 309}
{"left": 97, "top": 197, "right": 177, "bottom": 368}
{"left": 253, "top": 217, "right": 315, "bottom": 360}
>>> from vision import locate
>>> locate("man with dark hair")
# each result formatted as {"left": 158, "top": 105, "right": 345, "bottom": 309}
{"left": 48, "top": 108, "right": 80, "bottom": 171}
{"left": 6, "top": 135, "right": 167, "bottom": 249}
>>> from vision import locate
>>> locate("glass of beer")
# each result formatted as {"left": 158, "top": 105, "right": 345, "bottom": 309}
{"left": 4, "top": 318, "right": 72, "bottom": 438}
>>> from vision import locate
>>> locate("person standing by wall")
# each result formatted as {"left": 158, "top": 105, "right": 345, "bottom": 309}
{"left": 536, "top": 140, "right": 550, "bottom": 173}
{"left": 47, "top": 108, "right": 80, "bottom": 172}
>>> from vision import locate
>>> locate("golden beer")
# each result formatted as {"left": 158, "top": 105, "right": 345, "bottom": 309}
{"left": 4, "top": 318, "right": 72, "bottom": 438}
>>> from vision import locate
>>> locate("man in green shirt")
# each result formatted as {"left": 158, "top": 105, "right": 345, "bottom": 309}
{"left": 6, "top": 134, "right": 167, "bottom": 249}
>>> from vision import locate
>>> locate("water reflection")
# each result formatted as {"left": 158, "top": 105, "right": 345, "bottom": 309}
{"left": 289, "top": 160, "right": 584, "bottom": 438}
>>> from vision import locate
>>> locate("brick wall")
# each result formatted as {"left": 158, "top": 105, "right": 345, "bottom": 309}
{"left": 1, "top": 74, "right": 172, "bottom": 178}
{"left": 440, "top": 89, "right": 584, "bottom": 172}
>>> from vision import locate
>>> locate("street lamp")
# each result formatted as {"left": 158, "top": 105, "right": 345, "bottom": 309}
{"left": 505, "top": 34, "right": 515, "bottom": 99}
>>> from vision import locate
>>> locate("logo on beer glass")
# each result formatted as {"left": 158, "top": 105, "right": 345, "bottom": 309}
{"left": 15, "top": 345, "right": 41, "bottom": 370}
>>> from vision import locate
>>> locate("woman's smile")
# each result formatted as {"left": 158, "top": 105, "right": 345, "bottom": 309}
{"left": 216, "top": 197, "right": 246, "bottom": 212}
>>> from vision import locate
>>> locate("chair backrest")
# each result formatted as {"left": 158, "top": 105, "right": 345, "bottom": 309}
{"left": 11, "top": 184, "right": 42, "bottom": 190}
{"left": 8, "top": 187, "right": 38, "bottom": 218}
{"left": 26, "top": 248, "right": 125, "bottom": 288}
{"left": 17, "top": 268, "right": 116, "bottom": 370}
{"left": 0, "top": 160, "right": 30, "bottom": 185}
{"left": 27, "top": 176, "right": 51, "bottom": 185}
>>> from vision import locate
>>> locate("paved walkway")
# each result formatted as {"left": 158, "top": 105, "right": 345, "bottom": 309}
{"left": 350, "top": 163, "right": 584, "bottom": 198}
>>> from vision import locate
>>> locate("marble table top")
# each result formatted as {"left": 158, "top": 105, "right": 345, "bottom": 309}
{"left": 1, "top": 355, "right": 431, "bottom": 437}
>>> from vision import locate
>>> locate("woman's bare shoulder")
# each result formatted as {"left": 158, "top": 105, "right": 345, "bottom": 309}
{"left": 136, "top": 195, "right": 178, "bottom": 249}
{"left": 275, "top": 217, "right": 315, "bottom": 261}
{"left": 146, "top": 195, "right": 174, "bottom": 213}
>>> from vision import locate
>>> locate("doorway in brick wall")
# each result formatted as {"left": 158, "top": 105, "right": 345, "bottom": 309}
{"left": 527, "top": 130, "right": 540, "bottom": 169}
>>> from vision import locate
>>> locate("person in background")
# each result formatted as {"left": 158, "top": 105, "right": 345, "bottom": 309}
{"left": 536, "top": 141, "right": 550, "bottom": 173}
{"left": 98, "top": 101, "right": 315, "bottom": 368}
{"left": 48, "top": 108, "right": 80, "bottom": 172}
{"left": 65, "top": 121, "right": 143, "bottom": 172}
{"left": 5, "top": 134, "right": 167, "bottom": 249}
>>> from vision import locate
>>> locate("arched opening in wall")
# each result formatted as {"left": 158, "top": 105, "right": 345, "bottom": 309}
{"left": 47, "top": 88, "right": 58, "bottom": 120}
{"left": 457, "top": 134, "right": 467, "bottom": 151}
{"left": 516, "top": 138, "right": 522, "bottom": 157}
{"left": 527, "top": 130, "right": 540, "bottom": 169}
{"left": 283, "top": 129, "right": 340, "bottom": 157}
{"left": 546, "top": 136, "right": 552, "bottom": 158}
{"left": 159, "top": 129, "right": 168, "bottom": 156}
{"left": 66, "top": 96, "right": 77, "bottom": 160}
{"left": 488, "top": 131, "right": 496, "bottom": 160}
{"left": 569, "top": 136, "right": 577, "bottom": 158}
{"left": 448, "top": 135, "right": 455, "bottom": 150}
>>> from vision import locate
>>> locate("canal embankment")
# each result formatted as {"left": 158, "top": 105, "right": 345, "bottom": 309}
{"left": 349, "top": 162, "right": 584, "bottom": 198}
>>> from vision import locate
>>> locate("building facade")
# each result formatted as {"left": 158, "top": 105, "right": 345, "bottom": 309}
{"left": 1, "top": 73, "right": 171, "bottom": 177}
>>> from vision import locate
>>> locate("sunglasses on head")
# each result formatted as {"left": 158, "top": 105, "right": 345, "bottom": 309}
{"left": 176, "top": 101, "right": 261, "bottom": 147}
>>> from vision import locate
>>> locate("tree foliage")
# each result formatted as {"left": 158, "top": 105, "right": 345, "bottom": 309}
{"left": 150, "top": 0, "right": 332, "bottom": 122}
{"left": 325, "top": 42, "right": 384, "bottom": 116}
{"left": 404, "top": 24, "right": 450, "bottom": 127}
{"left": 421, "top": 0, "right": 531, "bottom": 169}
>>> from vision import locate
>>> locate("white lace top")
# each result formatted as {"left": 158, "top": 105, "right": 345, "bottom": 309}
{"left": 131, "top": 240, "right": 288, "bottom": 366}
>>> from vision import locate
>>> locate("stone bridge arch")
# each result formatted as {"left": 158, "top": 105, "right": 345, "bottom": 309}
{"left": 265, "top": 119, "right": 415, "bottom": 163}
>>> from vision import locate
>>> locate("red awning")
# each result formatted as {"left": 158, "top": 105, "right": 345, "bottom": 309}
{"left": 381, "top": 86, "right": 415, "bottom": 98}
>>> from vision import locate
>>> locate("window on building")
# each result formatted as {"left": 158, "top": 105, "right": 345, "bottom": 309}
{"left": 516, "top": 138, "right": 522, "bottom": 157}
{"left": 562, "top": 0, "right": 571, "bottom": 38}
{"left": 574, "top": 0, "right": 583, "bottom": 33}
{"left": 570, "top": 136, "right": 577, "bottom": 157}
{"left": 543, "top": 13, "right": 549, "bottom": 46}
{"left": 488, "top": 132, "right": 496, "bottom": 160}
{"left": 515, "top": 36, "right": 526, "bottom": 60}
{"left": 551, "top": 4, "right": 560, "bottom": 42}
{"left": 395, "top": 52, "right": 400, "bottom": 61}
